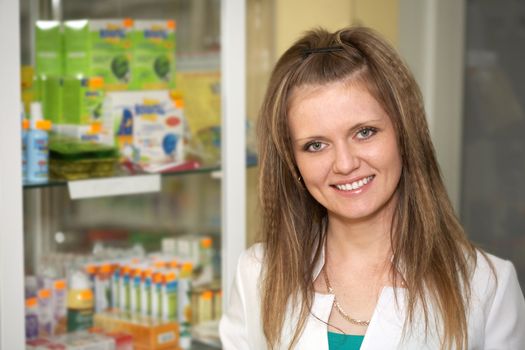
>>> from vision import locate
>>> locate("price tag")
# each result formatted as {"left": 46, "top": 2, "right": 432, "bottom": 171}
{"left": 68, "top": 175, "right": 161, "bottom": 199}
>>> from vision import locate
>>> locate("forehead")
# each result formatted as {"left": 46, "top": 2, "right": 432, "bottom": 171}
{"left": 287, "top": 80, "right": 388, "bottom": 125}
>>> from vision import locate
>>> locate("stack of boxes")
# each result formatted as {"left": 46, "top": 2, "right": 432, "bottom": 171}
{"left": 30, "top": 18, "right": 186, "bottom": 178}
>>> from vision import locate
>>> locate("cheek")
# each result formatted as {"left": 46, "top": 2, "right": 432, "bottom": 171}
{"left": 295, "top": 154, "right": 330, "bottom": 183}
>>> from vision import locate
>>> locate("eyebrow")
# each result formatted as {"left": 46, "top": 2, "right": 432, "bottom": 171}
{"left": 293, "top": 119, "right": 384, "bottom": 144}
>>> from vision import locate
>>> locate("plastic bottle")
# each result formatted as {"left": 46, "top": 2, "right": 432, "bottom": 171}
{"left": 27, "top": 102, "right": 51, "bottom": 184}
{"left": 37, "top": 288, "right": 53, "bottom": 336}
{"left": 94, "top": 263, "right": 112, "bottom": 313}
{"left": 119, "top": 265, "right": 131, "bottom": 313}
{"left": 178, "top": 262, "right": 193, "bottom": 349}
{"left": 25, "top": 297, "right": 39, "bottom": 340}
{"left": 214, "top": 289, "right": 222, "bottom": 320}
{"left": 130, "top": 266, "right": 143, "bottom": 314}
{"left": 21, "top": 103, "right": 29, "bottom": 183}
{"left": 162, "top": 270, "right": 178, "bottom": 322}
{"left": 141, "top": 267, "right": 153, "bottom": 317}
{"left": 67, "top": 270, "right": 94, "bottom": 331}
{"left": 151, "top": 271, "right": 163, "bottom": 319}
{"left": 52, "top": 279, "right": 67, "bottom": 335}
{"left": 110, "top": 263, "right": 121, "bottom": 311}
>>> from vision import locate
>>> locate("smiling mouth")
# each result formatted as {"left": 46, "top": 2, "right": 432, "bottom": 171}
{"left": 333, "top": 175, "right": 375, "bottom": 191}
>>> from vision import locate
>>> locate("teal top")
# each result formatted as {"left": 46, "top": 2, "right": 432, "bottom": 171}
{"left": 327, "top": 331, "right": 365, "bottom": 350}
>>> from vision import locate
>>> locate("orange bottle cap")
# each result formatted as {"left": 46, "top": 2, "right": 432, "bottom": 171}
{"left": 182, "top": 262, "right": 193, "bottom": 272}
{"left": 22, "top": 119, "right": 29, "bottom": 129}
{"left": 36, "top": 119, "right": 52, "bottom": 131}
{"left": 154, "top": 261, "right": 165, "bottom": 269}
{"left": 153, "top": 272, "right": 164, "bottom": 284}
{"left": 25, "top": 297, "right": 38, "bottom": 307}
{"left": 167, "top": 20, "right": 176, "bottom": 30}
{"left": 54, "top": 279, "right": 67, "bottom": 290}
{"left": 201, "top": 237, "right": 212, "bottom": 249}
{"left": 165, "top": 271, "right": 176, "bottom": 282}
{"left": 85, "top": 264, "right": 97, "bottom": 275}
{"left": 100, "top": 264, "right": 111, "bottom": 274}
{"left": 201, "top": 291, "right": 213, "bottom": 300}
{"left": 38, "top": 289, "right": 51, "bottom": 299}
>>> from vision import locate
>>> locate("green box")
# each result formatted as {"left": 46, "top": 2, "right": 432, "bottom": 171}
{"left": 130, "top": 20, "right": 176, "bottom": 90}
{"left": 37, "top": 75, "right": 63, "bottom": 124}
{"left": 62, "top": 76, "right": 105, "bottom": 125}
{"left": 63, "top": 19, "right": 133, "bottom": 90}
{"left": 35, "top": 21, "right": 63, "bottom": 76}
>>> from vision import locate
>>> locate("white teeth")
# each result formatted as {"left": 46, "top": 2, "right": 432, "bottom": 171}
{"left": 335, "top": 176, "right": 374, "bottom": 191}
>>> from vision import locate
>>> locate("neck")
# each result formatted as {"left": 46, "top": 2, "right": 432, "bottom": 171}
{"left": 326, "top": 212, "right": 393, "bottom": 271}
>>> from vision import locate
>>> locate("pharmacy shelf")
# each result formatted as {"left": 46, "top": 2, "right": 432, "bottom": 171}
{"left": 23, "top": 161, "right": 218, "bottom": 190}
{"left": 23, "top": 158, "right": 256, "bottom": 195}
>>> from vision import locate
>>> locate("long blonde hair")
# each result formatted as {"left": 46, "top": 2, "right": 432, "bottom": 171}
{"left": 257, "top": 27, "right": 479, "bottom": 349}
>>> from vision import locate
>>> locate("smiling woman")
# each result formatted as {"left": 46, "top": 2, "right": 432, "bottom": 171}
{"left": 288, "top": 81, "right": 402, "bottom": 225}
{"left": 220, "top": 27, "right": 525, "bottom": 350}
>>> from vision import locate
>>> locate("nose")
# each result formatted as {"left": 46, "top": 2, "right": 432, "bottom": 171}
{"left": 332, "top": 144, "right": 359, "bottom": 174}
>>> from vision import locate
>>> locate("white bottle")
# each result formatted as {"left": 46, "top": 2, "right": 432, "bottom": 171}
{"left": 27, "top": 102, "right": 51, "bottom": 183}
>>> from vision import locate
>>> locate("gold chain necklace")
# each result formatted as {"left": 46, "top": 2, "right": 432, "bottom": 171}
{"left": 323, "top": 267, "right": 370, "bottom": 327}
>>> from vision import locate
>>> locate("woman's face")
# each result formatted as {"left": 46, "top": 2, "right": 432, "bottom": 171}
{"left": 288, "top": 81, "right": 402, "bottom": 225}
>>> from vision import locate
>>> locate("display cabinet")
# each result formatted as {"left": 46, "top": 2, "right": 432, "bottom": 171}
{"left": 0, "top": 0, "right": 246, "bottom": 348}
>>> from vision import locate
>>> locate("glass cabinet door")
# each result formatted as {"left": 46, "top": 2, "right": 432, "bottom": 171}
{"left": 0, "top": 0, "right": 246, "bottom": 348}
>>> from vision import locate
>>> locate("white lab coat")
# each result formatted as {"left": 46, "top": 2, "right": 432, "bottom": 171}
{"left": 220, "top": 243, "right": 525, "bottom": 349}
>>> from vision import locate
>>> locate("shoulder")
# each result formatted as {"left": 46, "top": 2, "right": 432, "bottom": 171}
{"left": 233, "top": 243, "right": 265, "bottom": 288}
{"left": 237, "top": 243, "right": 265, "bottom": 271}
{"left": 470, "top": 248, "right": 525, "bottom": 318}
{"left": 471, "top": 249, "right": 516, "bottom": 295}
{"left": 468, "top": 250, "right": 525, "bottom": 348}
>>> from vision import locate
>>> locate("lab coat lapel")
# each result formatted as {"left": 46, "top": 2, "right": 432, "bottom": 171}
{"left": 295, "top": 292, "right": 335, "bottom": 350}
{"left": 361, "top": 287, "right": 406, "bottom": 350}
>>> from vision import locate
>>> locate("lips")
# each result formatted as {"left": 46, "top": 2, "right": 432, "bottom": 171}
{"left": 332, "top": 175, "right": 375, "bottom": 191}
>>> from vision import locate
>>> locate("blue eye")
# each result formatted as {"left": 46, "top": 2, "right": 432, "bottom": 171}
{"left": 356, "top": 127, "right": 377, "bottom": 140}
{"left": 304, "top": 141, "right": 326, "bottom": 152}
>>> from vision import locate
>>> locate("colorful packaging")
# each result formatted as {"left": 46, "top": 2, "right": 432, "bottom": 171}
{"left": 35, "top": 21, "right": 63, "bottom": 76}
{"left": 62, "top": 76, "right": 105, "bottom": 125}
{"left": 130, "top": 20, "right": 176, "bottom": 90}
{"left": 63, "top": 19, "right": 133, "bottom": 90}
{"left": 106, "top": 90, "right": 185, "bottom": 171}
{"left": 54, "top": 77, "right": 114, "bottom": 146}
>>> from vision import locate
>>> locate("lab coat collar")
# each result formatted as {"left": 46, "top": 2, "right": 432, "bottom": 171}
{"left": 305, "top": 239, "right": 408, "bottom": 349}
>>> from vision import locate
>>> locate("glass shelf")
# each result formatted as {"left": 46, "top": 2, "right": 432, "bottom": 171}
{"left": 23, "top": 157, "right": 257, "bottom": 190}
